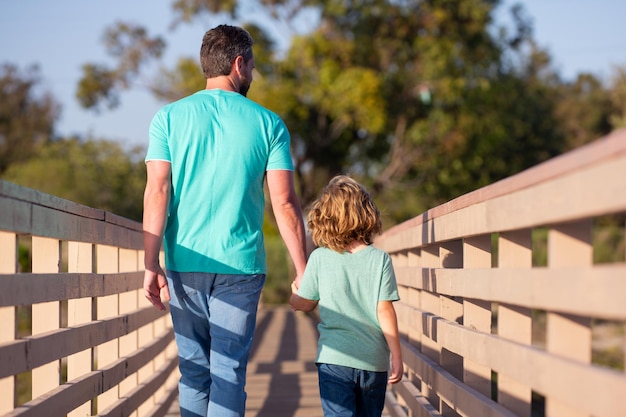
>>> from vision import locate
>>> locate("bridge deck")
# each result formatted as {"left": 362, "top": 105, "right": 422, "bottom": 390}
{"left": 165, "top": 306, "right": 393, "bottom": 417}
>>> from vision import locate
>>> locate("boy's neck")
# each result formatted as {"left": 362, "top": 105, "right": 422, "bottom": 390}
{"left": 345, "top": 241, "right": 368, "bottom": 253}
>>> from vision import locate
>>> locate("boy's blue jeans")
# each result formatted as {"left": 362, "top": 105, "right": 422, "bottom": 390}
{"left": 318, "top": 363, "right": 388, "bottom": 417}
{"left": 167, "top": 271, "right": 265, "bottom": 417}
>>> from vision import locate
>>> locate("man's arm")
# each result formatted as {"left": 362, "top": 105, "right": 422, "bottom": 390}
{"left": 143, "top": 160, "right": 172, "bottom": 311}
{"left": 266, "top": 169, "right": 308, "bottom": 284}
{"left": 377, "top": 300, "right": 403, "bottom": 384}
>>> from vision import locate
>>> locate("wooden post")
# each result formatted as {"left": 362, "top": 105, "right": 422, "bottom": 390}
{"left": 420, "top": 243, "right": 440, "bottom": 407}
{"left": 119, "top": 248, "right": 139, "bottom": 417}
{"left": 0, "top": 231, "right": 17, "bottom": 413}
{"left": 31, "top": 236, "right": 62, "bottom": 400}
{"left": 67, "top": 241, "right": 94, "bottom": 417}
{"left": 96, "top": 244, "right": 119, "bottom": 412}
{"left": 497, "top": 229, "right": 533, "bottom": 417}
{"left": 546, "top": 220, "right": 592, "bottom": 417}
{"left": 463, "top": 235, "right": 492, "bottom": 398}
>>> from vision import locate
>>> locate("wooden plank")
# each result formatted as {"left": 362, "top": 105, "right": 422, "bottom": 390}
{"left": 98, "top": 355, "right": 179, "bottom": 417}
{"left": 6, "top": 329, "right": 176, "bottom": 417}
{"left": 434, "top": 316, "right": 625, "bottom": 417}
{"left": 142, "top": 383, "right": 179, "bottom": 417}
{"left": 377, "top": 150, "right": 626, "bottom": 252}
{"left": 384, "top": 389, "right": 410, "bottom": 417}
{"left": 378, "top": 129, "right": 626, "bottom": 244}
{"left": 392, "top": 380, "right": 440, "bottom": 417}
{"left": 0, "top": 196, "right": 142, "bottom": 249}
{"left": 0, "top": 271, "right": 144, "bottom": 307}
{"left": 402, "top": 342, "right": 517, "bottom": 417}
{"left": 0, "top": 182, "right": 142, "bottom": 250}
{"left": 393, "top": 266, "right": 626, "bottom": 320}
{"left": 0, "top": 180, "right": 103, "bottom": 219}
{"left": 0, "top": 305, "right": 167, "bottom": 378}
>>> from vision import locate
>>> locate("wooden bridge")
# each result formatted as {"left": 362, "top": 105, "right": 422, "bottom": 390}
{"left": 1, "top": 130, "right": 625, "bottom": 417}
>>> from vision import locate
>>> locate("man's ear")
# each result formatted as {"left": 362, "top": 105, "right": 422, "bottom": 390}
{"left": 233, "top": 55, "right": 245, "bottom": 75}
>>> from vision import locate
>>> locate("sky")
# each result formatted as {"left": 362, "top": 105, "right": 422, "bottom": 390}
{"left": 1, "top": 0, "right": 625, "bottom": 150}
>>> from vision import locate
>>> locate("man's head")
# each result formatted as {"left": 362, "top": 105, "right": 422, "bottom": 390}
{"left": 200, "top": 25, "right": 255, "bottom": 96}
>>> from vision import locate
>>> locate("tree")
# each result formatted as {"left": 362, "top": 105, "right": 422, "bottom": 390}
{"left": 75, "top": 0, "right": 583, "bottom": 224}
{"left": 3, "top": 137, "right": 146, "bottom": 221}
{"left": 76, "top": 23, "right": 166, "bottom": 111}
{"left": 553, "top": 72, "right": 612, "bottom": 151}
{"left": 0, "top": 64, "right": 59, "bottom": 175}
{"left": 608, "top": 66, "right": 626, "bottom": 131}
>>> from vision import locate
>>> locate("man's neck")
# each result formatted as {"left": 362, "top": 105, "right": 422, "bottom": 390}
{"left": 205, "top": 76, "right": 238, "bottom": 93}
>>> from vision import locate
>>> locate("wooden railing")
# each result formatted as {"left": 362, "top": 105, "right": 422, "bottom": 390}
{"left": 376, "top": 129, "right": 626, "bottom": 417}
{"left": 1, "top": 129, "right": 625, "bottom": 417}
{"left": 0, "top": 181, "right": 179, "bottom": 417}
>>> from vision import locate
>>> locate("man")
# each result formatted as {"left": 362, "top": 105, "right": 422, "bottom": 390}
{"left": 142, "top": 24, "right": 308, "bottom": 417}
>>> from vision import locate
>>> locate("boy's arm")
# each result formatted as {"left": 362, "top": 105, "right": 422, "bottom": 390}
{"left": 289, "top": 281, "right": 319, "bottom": 312}
{"left": 377, "top": 300, "right": 403, "bottom": 384}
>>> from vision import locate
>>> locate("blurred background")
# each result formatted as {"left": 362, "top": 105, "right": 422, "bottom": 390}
{"left": 2, "top": 0, "right": 625, "bottom": 302}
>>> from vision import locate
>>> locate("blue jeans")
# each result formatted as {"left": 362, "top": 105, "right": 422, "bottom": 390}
{"left": 318, "top": 363, "right": 388, "bottom": 417}
{"left": 167, "top": 271, "right": 266, "bottom": 417}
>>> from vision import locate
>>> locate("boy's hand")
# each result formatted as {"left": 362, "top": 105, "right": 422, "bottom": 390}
{"left": 388, "top": 355, "right": 404, "bottom": 384}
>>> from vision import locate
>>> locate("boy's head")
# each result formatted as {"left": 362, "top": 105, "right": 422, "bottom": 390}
{"left": 307, "top": 175, "right": 382, "bottom": 252}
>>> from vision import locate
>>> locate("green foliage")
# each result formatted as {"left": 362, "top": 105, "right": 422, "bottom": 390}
{"left": 2, "top": 137, "right": 146, "bottom": 221}
{"left": 0, "top": 64, "right": 59, "bottom": 174}
{"left": 170, "top": 0, "right": 238, "bottom": 25}
{"left": 263, "top": 234, "right": 293, "bottom": 304}
{"left": 608, "top": 67, "right": 626, "bottom": 130}
{"left": 65, "top": 0, "right": 626, "bottom": 228}
{"left": 593, "top": 215, "right": 625, "bottom": 264}
{"left": 76, "top": 64, "right": 120, "bottom": 110}
{"left": 554, "top": 73, "right": 613, "bottom": 151}
{"left": 76, "top": 23, "right": 165, "bottom": 111}
{"left": 151, "top": 57, "right": 205, "bottom": 102}
{"left": 67, "top": 0, "right": 624, "bottom": 226}
{"left": 244, "top": 0, "right": 572, "bottom": 221}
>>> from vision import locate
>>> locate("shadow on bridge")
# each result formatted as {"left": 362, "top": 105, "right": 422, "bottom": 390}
{"left": 166, "top": 306, "right": 323, "bottom": 417}
{"left": 165, "top": 305, "right": 396, "bottom": 417}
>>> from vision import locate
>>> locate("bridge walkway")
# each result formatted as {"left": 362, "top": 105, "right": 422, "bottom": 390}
{"left": 165, "top": 305, "right": 394, "bottom": 417}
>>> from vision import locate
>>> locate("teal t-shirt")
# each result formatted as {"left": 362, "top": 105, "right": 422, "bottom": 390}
{"left": 145, "top": 89, "right": 294, "bottom": 274}
{"left": 297, "top": 245, "right": 399, "bottom": 371}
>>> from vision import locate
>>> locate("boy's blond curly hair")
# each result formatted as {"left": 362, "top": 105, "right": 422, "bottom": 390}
{"left": 307, "top": 175, "right": 382, "bottom": 252}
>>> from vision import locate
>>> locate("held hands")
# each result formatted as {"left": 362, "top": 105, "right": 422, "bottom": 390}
{"left": 143, "top": 266, "right": 170, "bottom": 311}
{"left": 289, "top": 279, "right": 300, "bottom": 311}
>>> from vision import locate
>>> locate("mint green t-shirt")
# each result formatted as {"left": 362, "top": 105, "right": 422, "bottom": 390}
{"left": 145, "top": 89, "right": 294, "bottom": 274}
{"left": 297, "top": 245, "right": 399, "bottom": 371}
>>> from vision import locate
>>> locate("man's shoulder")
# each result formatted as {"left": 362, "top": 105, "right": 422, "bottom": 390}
{"left": 156, "top": 91, "right": 203, "bottom": 112}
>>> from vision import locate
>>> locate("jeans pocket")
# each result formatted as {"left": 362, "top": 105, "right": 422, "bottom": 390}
{"left": 168, "top": 271, "right": 198, "bottom": 301}
{"left": 228, "top": 273, "right": 266, "bottom": 293}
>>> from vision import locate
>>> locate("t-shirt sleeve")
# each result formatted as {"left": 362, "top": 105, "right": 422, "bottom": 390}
{"left": 266, "top": 117, "right": 294, "bottom": 171}
{"left": 145, "top": 110, "right": 172, "bottom": 162}
{"left": 379, "top": 252, "right": 399, "bottom": 301}
{"left": 297, "top": 250, "right": 320, "bottom": 300}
